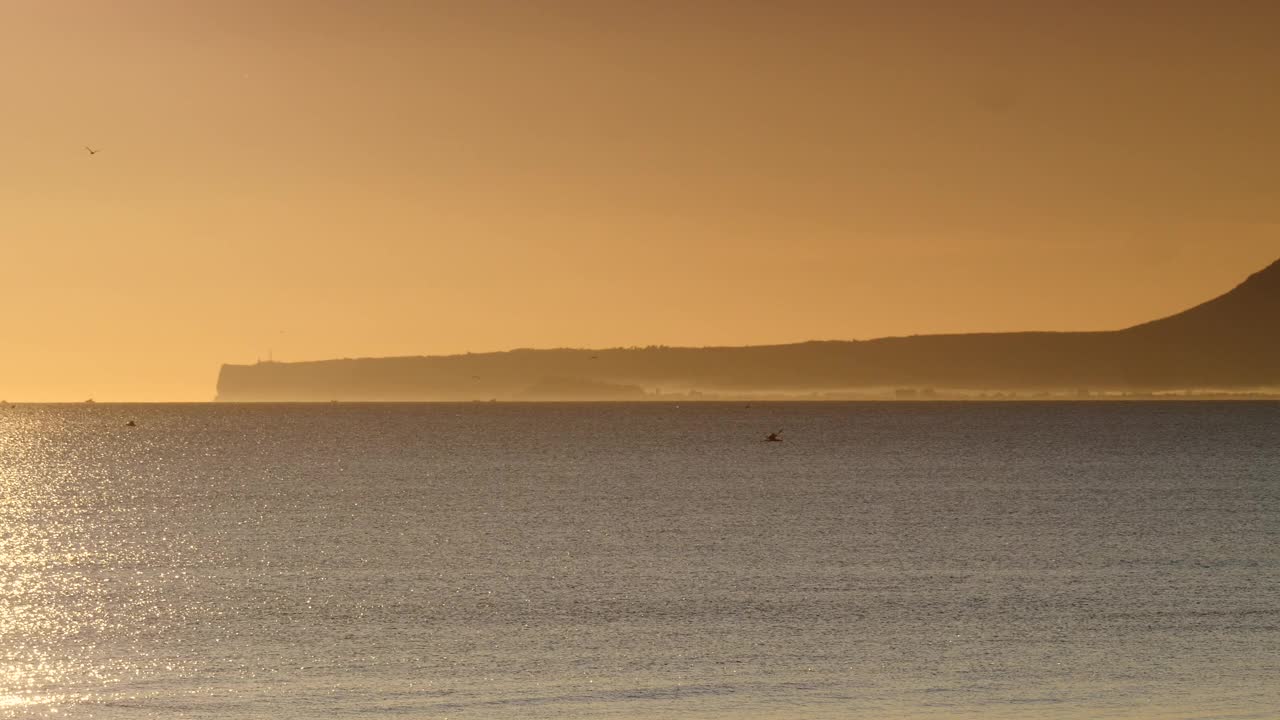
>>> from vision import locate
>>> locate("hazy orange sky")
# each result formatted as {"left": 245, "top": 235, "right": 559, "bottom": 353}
{"left": 2, "top": 1, "right": 1277, "bottom": 400}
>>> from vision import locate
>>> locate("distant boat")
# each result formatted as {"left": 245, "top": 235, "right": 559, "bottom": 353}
{"left": 765, "top": 430, "right": 783, "bottom": 442}
{"left": 124, "top": 420, "right": 136, "bottom": 427}
{"left": 84, "top": 398, "right": 95, "bottom": 404}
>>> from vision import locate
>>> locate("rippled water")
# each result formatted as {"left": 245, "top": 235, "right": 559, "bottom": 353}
{"left": 1, "top": 402, "right": 1277, "bottom": 719}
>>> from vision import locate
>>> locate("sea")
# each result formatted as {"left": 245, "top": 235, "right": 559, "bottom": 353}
{"left": 1, "top": 402, "right": 1276, "bottom": 719}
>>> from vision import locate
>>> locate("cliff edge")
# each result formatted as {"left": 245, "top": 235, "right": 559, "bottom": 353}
{"left": 216, "top": 257, "right": 1280, "bottom": 400}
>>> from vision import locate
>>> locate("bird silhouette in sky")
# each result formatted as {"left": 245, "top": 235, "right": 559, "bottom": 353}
{"left": 85, "top": 146, "right": 100, "bottom": 156}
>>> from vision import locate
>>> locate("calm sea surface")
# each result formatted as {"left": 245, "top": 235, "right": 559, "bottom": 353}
{"left": 1, "top": 402, "right": 1277, "bottom": 719}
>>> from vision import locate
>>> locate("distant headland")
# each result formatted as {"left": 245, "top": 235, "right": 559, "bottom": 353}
{"left": 216, "top": 258, "right": 1280, "bottom": 401}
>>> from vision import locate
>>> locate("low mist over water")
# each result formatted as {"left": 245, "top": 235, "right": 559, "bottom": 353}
{"left": 2, "top": 402, "right": 1276, "bottom": 719}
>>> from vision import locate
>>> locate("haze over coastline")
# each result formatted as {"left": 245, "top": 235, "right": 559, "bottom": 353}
{"left": 3, "top": 3, "right": 1279, "bottom": 401}
{"left": 217, "top": 257, "right": 1280, "bottom": 401}
{"left": 6, "top": 4, "right": 1280, "bottom": 720}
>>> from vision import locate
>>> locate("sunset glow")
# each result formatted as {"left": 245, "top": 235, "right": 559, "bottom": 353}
{"left": 2, "top": 2, "right": 1276, "bottom": 400}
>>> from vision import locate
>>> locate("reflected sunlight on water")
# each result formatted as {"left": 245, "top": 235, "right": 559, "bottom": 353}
{"left": 1, "top": 402, "right": 1277, "bottom": 719}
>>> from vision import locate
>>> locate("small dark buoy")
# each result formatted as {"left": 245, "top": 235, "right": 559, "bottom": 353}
{"left": 125, "top": 420, "right": 136, "bottom": 427}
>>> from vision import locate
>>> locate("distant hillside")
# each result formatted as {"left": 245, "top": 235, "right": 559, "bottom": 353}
{"left": 216, "top": 258, "right": 1280, "bottom": 400}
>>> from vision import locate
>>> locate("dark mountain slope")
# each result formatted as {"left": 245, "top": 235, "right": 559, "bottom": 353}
{"left": 216, "top": 258, "right": 1280, "bottom": 400}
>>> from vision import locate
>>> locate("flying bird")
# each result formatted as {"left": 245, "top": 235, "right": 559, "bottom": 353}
{"left": 85, "top": 146, "right": 100, "bottom": 156}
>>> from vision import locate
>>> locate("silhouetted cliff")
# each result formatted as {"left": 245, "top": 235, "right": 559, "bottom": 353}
{"left": 216, "top": 258, "right": 1280, "bottom": 400}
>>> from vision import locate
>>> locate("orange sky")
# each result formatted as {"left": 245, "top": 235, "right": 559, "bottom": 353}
{"left": 2, "top": 1, "right": 1277, "bottom": 400}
